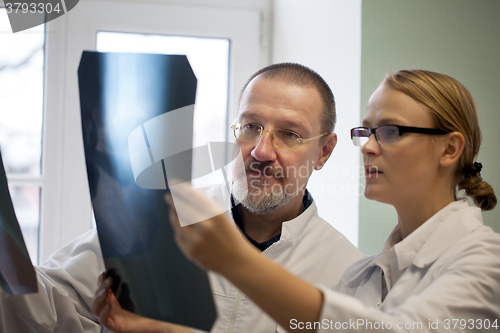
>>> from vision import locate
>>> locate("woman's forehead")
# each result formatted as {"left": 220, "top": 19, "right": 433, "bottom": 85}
{"left": 364, "top": 84, "right": 433, "bottom": 127}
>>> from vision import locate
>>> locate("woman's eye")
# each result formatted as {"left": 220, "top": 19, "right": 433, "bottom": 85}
{"left": 388, "top": 128, "right": 399, "bottom": 136}
{"left": 379, "top": 126, "right": 399, "bottom": 137}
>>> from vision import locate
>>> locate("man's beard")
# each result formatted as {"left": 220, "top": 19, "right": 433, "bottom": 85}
{"left": 232, "top": 161, "right": 298, "bottom": 215}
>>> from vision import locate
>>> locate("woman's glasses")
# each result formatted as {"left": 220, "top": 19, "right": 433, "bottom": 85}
{"left": 350, "top": 125, "right": 450, "bottom": 146}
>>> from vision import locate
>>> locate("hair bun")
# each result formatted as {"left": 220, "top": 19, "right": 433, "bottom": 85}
{"left": 464, "top": 162, "right": 483, "bottom": 178}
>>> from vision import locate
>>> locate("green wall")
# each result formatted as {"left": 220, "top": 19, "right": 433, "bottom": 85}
{"left": 359, "top": 0, "right": 500, "bottom": 254}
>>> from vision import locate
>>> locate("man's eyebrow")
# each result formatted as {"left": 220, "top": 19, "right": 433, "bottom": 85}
{"left": 238, "top": 111, "right": 260, "bottom": 121}
{"left": 238, "top": 111, "right": 309, "bottom": 134}
{"left": 275, "top": 119, "right": 306, "bottom": 133}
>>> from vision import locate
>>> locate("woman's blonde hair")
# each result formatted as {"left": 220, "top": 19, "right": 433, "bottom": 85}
{"left": 384, "top": 69, "right": 496, "bottom": 211}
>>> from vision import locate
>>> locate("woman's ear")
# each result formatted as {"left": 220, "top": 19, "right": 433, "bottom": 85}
{"left": 439, "top": 132, "right": 465, "bottom": 167}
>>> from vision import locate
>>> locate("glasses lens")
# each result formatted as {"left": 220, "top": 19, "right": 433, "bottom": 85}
{"left": 274, "top": 129, "right": 301, "bottom": 149}
{"left": 376, "top": 125, "right": 400, "bottom": 145}
{"left": 234, "top": 123, "right": 261, "bottom": 142}
{"left": 351, "top": 128, "right": 369, "bottom": 146}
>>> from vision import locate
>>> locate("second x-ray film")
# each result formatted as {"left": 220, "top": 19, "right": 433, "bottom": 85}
{"left": 0, "top": 149, "right": 37, "bottom": 296}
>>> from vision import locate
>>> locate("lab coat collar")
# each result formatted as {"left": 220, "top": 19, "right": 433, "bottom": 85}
{"left": 279, "top": 197, "right": 318, "bottom": 242}
{"left": 204, "top": 182, "right": 319, "bottom": 243}
{"left": 412, "top": 200, "right": 483, "bottom": 268}
{"left": 346, "top": 237, "right": 395, "bottom": 285}
{"left": 390, "top": 201, "right": 460, "bottom": 274}
{"left": 347, "top": 200, "right": 483, "bottom": 283}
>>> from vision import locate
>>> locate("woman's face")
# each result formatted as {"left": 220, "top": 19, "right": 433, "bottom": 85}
{"left": 361, "top": 82, "right": 442, "bottom": 206}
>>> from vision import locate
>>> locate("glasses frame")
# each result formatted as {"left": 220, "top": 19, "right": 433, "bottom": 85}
{"left": 350, "top": 124, "right": 450, "bottom": 146}
{"left": 231, "top": 121, "right": 329, "bottom": 150}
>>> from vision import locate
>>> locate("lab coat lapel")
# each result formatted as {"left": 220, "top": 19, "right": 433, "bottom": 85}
{"left": 412, "top": 202, "right": 483, "bottom": 269}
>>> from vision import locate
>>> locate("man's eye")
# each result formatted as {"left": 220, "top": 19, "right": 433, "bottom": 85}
{"left": 279, "top": 130, "right": 300, "bottom": 139}
{"left": 244, "top": 124, "right": 260, "bottom": 131}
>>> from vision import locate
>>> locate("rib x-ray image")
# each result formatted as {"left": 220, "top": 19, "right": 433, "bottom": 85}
{"left": 78, "top": 51, "right": 216, "bottom": 330}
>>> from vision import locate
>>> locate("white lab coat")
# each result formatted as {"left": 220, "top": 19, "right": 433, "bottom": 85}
{"left": 0, "top": 185, "right": 361, "bottom": 333}
{"left": 314, "top": 200, "right": 500, "bottom": 333}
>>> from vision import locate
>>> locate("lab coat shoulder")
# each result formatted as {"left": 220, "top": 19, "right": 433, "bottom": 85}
{"left": 299, "top": 208, "right": 363, "bottom": 284}
{"left": 271, "top": 201, "right": 362, "bottom": 287}
{"left": 417, "top": 223, "right": 500, "bottom": 318}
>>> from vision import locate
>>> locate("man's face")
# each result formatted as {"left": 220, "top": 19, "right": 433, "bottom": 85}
{"left": 232, "top": 76, "right": 329, "bottom": 214}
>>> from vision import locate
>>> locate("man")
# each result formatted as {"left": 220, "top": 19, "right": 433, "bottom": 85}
{"left": 195, "top": 63, "right": 361, "bottom": 332}
{"left": 0, "top": 63, "right": 361, "bottom": 333}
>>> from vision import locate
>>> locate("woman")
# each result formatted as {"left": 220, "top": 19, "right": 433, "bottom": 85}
{"left": 92, "top": 69, "right": 500, "bottom": 332}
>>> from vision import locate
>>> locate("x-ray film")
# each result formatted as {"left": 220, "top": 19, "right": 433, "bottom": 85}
{"left": 78, "top": 51, "right": 216, "bottom": 331}
{"left": 0, "top": 149, "right": 38, "bottom": 295}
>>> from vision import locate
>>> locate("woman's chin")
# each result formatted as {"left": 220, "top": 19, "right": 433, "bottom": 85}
{"left": 363, "top": 186, "right": 386, "bottom": 202}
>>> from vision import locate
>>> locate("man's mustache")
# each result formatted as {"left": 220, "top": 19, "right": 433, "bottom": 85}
{"left": 245, "top": 161, "right": 285, "bottom": 180}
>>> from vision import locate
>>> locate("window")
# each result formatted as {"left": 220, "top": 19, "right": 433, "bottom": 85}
{"left": 0, "top": 8, "right": 45, "bottom": 264}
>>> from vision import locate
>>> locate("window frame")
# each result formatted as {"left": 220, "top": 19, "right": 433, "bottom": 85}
{"left": 41, "top": 0, "right": 268, "bottom": 262}
{"left": 0, "top": 5, "right": 46, "bottom": 264}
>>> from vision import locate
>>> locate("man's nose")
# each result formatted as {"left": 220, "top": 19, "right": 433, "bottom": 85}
{"left": 250, "top": 130, "right": 278, "bottom": 162}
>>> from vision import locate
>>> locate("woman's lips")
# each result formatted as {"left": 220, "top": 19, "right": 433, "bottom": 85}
{"left": 365, "top": 165, "right": 382, "bottom": 179}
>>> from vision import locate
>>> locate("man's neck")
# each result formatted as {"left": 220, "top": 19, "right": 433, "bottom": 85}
{"left": 238, "top": 194, "right": 304, "bottom": 243}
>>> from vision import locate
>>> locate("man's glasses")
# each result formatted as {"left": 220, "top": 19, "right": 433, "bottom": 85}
{"left": 231, "top": 122, "right": 328, "bottom": 150}
{"left": 350, "top": 124, "right": 450, "bottom": 146}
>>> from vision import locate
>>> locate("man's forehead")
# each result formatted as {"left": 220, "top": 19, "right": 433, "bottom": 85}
{"left": 240, "top": 75, "right": 277, "bottom": 98}
{"left": 237, "top": 75, "right": 324, "bottom": 132}
{"left": 240, "top": 76, "right": 320, "bottom": 106}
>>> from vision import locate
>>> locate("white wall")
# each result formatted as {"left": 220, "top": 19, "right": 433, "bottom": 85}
{"left": 272, "top": 0, "right": 362, "bottom": 246}
{"left": 359, "top": 0, "right": 500, "bottom": 254}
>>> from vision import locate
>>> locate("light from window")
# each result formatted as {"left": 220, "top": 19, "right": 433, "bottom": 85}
{"left": 0, "top": 8, "right": 44, "bottom": 264}
{"left": 96, "top": 32, "right": 230, "bottom": 187}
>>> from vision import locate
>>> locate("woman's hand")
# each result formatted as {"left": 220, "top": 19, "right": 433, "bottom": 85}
{"left": 166, "top": 182, "right": 258, "bottom": 276}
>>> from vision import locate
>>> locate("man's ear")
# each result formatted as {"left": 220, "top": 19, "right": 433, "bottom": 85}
{"left": 315, "top": 133, "right": 337, "bottom": 170}
{"left": 439, "top": 132, "right": 465, "bottom": 168}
